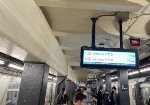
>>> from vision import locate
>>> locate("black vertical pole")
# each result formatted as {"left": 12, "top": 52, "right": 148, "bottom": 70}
{"left": 91, "top": 18, "right": 97, "bottom": 48}
{"left": 118, "top": 18, "right": 130, "bottom": 105}
{"left": 119, "top": 18, "right": 123, "bottom": 49}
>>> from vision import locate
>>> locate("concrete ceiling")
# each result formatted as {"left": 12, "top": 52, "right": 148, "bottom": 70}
{"left": 33, "top": 0, "right": 150, "bottom": 80}
{"left": 0, "top": 34, "right": 59, "bottom": 76}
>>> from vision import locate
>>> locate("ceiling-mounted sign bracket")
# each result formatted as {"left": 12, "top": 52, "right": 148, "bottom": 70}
{"left": 91, "top": 18, "right": 98, "bottom": 49}
{"left": 91, "top": 12, "right": 117, "bottom": 49}
{"left": 80, "top": 12, "right": 139, "bottom": 69}
{"left": 117, "top": 12, "right": 129, "bottom": 49}
{"left": 118, "top": 18, "right": 123, "bottom": 49}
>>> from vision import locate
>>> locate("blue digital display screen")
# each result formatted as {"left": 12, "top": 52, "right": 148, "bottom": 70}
{"left": 80, "top": 48, "right": 139, "bottom": 69}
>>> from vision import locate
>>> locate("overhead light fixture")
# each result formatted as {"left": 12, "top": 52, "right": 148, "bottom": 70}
{"left": 53, "top": 77, "right": 57, "bottom": 81}
{"left": 0, "top": 60, "right": 5, "bottom": 65}
{"left": 48, "top": 76, "right": 53, "bottom": 79}
{"left": 128, "top": 71, "right": 139, "bottom": 76}
{"left": 103, "top": 79, "right": 105, "bottom": 82}
{"left": 111, "top": 76, "right": 118, "bottom": 80}
{"left": 8, "top": 64, "right": 24, "bottom": 70}
{"left": 140, "top": 67, "right": 150, "bottom": 73}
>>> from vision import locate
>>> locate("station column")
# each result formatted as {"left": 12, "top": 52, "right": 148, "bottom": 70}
{"left": 105, "top": 74, "right": 111, "bottom": 91}
{"left": 65, "top": 79, "right": 76, "bottom": 102}
{"left": 17, "top": 62, "right": 49, "bottom": 105}
{"left": 56, "top": 76, "right": 66, "bottom": 94}
{"left": 118, "top": 70, "right": 130, "bottom": 105}
{"left": 97, "top": 78, "right": 104, "bottom": 90}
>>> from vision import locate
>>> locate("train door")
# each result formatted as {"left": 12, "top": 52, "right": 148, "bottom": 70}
{"left": 0, "top": 75, "right": 11, "bottom": 105}
{"left": 141, "top": 83, "right": 150, "bottom": 105}
{"left": 7, "top": 81, "right": 20, "bottom": 105}
{"left": 0, "top": 74, "right": 21, "bottom": 105}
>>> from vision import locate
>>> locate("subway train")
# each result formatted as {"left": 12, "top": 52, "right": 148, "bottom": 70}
{"left": 0, "top": 74, "right": 57, "bottom": 105}
{"left": 134, "top": 77, "right": 150, "bottom": 105}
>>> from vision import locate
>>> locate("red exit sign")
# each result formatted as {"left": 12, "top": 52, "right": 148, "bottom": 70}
{"left": 130, "top": 38, "right": 140, "bottom": 46}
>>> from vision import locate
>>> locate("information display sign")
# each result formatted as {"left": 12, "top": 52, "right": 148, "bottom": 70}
{"left": 80, "top": 47, "right": 139, "bottom": 69}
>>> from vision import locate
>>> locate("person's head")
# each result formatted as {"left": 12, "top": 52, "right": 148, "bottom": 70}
{"left": 112, "top": 86, "right": 117, "bottom": 92}
{"left": 73, "top": 92, "right": 86, "bottom": 105}
{"left": 76, "top": 89, "right": 82, "bottom": 93}
{"left": 99, "top": 86, "right": 103, "bottom": 91}
{"left": 105, "top": 89, "right": 109, "bottom": 93}
{"left": 86, "top": 87, "right": 91, "bottom": 93}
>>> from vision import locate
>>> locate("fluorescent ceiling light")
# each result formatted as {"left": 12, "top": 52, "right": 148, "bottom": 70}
{"left": 140, "top": 67, "right": 150, "bottom": 73}
{"left": 128, "top": 71, "right": 139, "bottom": 76}
{"left": 53, "top": 77, "right": 57, "bottom": 81}
{"left": 8, "top": 64, "right": 24, "bottom": 70}
{"left": 111, "top": 76, "right": 118, "bottom": 80}
{"left": 103, "top": 79, "right": 105, "bottom": 82}
{"left": 0, "top": 60, "right": 5, "bottom": 65}
{"left": 48, "top": 76, "right": 53, "bottom": 79}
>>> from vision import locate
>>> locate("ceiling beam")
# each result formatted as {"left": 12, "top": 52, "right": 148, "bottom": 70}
{"left": 53, "top": 31, "right": 90, "bottom": 37}
{"left": 0, "top": 0, "right": 69, "bottom": 77}
{"left": 70, "top": 62, "right": 80, "bottom": 67}
{"left": 35, "top": 0, "right": 142, "bottom": 12}
{"left": 60, "top": 46, "right": 76, "bottom": 50}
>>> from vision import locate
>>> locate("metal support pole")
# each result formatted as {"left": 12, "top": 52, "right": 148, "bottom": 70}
{"left": 118, "top": 18, "right": 130, "bottom": 105}
{"left": 91, "top": 18, "right": 97, "bottom": 48}
{"left": 118, "top": 19, "right": 123, "bottom": 49}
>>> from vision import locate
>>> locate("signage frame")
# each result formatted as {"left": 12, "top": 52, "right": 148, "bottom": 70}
{"left": 80, "top": 47, "right": 139, "bottom": 69}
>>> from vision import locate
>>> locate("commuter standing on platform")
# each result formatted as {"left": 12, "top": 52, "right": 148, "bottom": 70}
{"left": 103, "top": 89, "right": 111, "bottom": 105}
{"left": 83, "top": 87, "right": 93, "bottom": 105}
{"left": 110, "top": 86, "right": 118, "bottom": 105}
{"left": 56, "top": 88, "right": 69, "bottom": 105}
{"left": 73, "top": 92, "right": 86, "bottom": 105}
{"left": 97, "top": 86, "right": 103, "bottom": 105}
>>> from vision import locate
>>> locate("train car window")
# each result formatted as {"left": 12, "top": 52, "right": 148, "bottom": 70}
{"left": 141, "top": 87, "right": 150, "bottom": 105}
{"left": 6, "top": 82, "right": 20, "bottom": 105}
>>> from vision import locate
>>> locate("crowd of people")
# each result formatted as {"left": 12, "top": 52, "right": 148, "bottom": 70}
{"left": 56, "top": 86, "right": 119, "bottom": 105}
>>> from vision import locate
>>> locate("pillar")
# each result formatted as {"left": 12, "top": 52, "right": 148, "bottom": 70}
{"left": 17, "top": 62, "right": 49, "bottom": 105}
{"left": 118, "top": 70, "right": 130, "bottom": 105}
{"left": 105, "top": 74, "right": 111, "bottom": 91}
